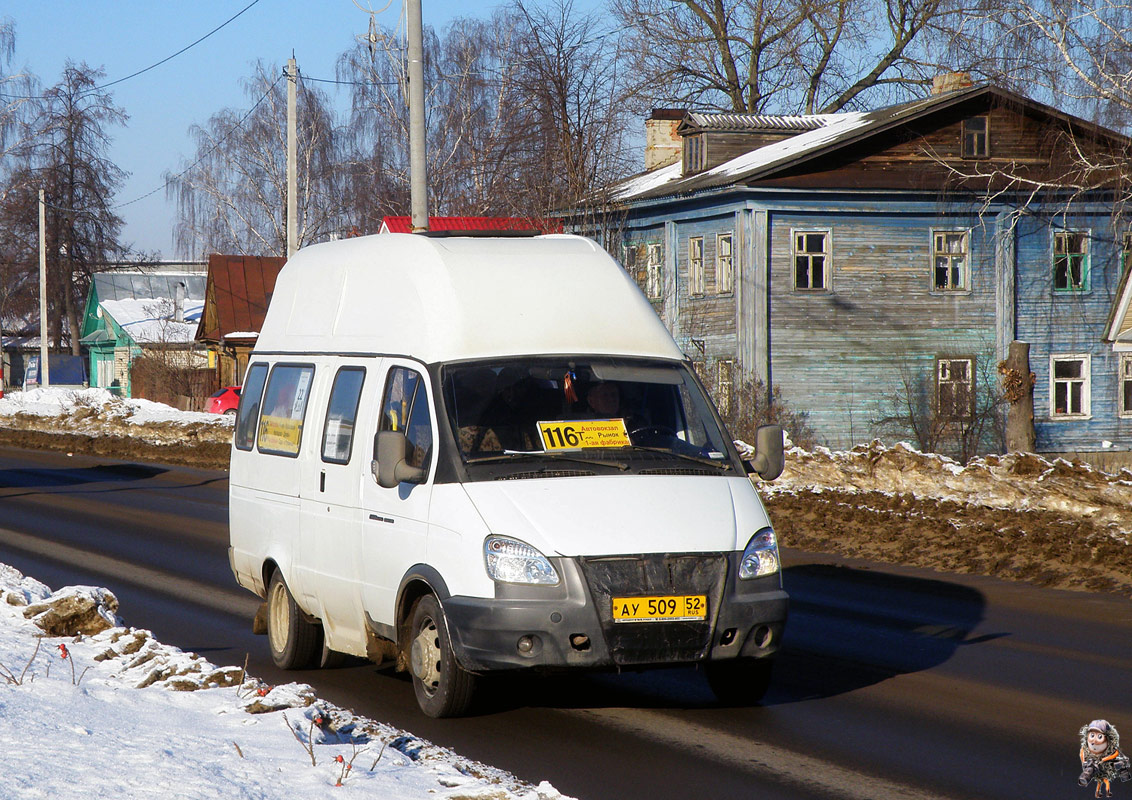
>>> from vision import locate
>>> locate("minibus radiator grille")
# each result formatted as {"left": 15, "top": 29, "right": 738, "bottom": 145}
{"left": 579, "top": 553, "right": 727, "bottom": 665}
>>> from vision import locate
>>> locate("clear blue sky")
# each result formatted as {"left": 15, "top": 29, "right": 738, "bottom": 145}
{"left": 4, "top": 0, "right": 562, "bottom": 258}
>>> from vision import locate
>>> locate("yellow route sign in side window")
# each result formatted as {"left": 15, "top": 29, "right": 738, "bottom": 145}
{"left": 538, "top": 419, "right": 631, "bottom": 450}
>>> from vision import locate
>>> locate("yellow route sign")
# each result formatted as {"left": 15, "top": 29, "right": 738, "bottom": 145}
{"left": 258, "top": 414, "right": 303, "bottom": 455}
{"left": 538, "top": 419, "right": 631, "bottom": 450}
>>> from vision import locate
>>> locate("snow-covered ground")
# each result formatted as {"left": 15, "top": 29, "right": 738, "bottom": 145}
{"left": 0, "top": 564, "right": 570, "bottom": 799}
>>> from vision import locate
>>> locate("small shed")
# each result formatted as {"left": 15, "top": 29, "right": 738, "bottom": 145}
{"left": 195, "top": 254, "right": 286, "bottom": 389}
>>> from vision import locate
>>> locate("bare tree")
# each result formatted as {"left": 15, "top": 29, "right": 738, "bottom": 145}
{"left": 5, "top": 63, "right": 128, "bottom": 354}
{"left": 168, "top": 62, "right": 345, "bottom": 257}
{"left": 610, "top": 0, "right": 978, "bottom": 114}
{"left": 337, "top": 1, "right": 634, "bottom": 228}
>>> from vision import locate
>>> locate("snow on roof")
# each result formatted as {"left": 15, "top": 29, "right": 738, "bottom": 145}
{"left": 614, "top": 111, "right": 869, "bottom": 202}
{"left": 222, "top": 331, "right": 260, "bottom": 339}
{"left": 707, "top": 111, "right": 871, "bottom": 178}
{"left": 100, "top": 298, "right": 204, "bottom": 345}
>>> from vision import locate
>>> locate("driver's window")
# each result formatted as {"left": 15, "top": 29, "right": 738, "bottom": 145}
{"left": 378, "top": 367, "right": 433, "bottom": 472}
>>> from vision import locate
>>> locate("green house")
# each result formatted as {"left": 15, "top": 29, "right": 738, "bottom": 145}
{"left": 79, "top": 271, "right": 207, "bottom": 397}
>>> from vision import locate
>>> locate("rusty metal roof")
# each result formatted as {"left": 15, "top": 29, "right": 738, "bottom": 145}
{"left": 195, "top": 254, "right": 286, "bottom": 344}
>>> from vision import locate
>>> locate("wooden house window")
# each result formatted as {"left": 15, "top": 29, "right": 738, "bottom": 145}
{"left": 683, "top": 136, "right": 705, "bottom": 174}
{"left": 932, "top": 230, "right": 969, "bottom": 291}
{"left": 646, "top": 243, "right": 663, "bottom": 301}
{"left": 793, "top": 231, "right": 828, "bottom": 291}
{"left": 717, "top": 233, "right": 734, "bottom": 294}
{"left": 1050, "top": 354, "right": 1090, "bottom": 418}
{"left": 688, "top": 237, "right": 705, "bottom": 296}
{"left": 1120, "top": 355, "right": 1132, "bottom": 417}
{"left": 1053, "top": 231, "right": 1089, "bottom": 292}
{"left": 961, "top": 117, "right": 988, "bottom": 158}
{"left": 716, "top": 359, "right": 734, "bottom": 416}
{"left": 937, "top": 357, "right": 974, "bottom": 420}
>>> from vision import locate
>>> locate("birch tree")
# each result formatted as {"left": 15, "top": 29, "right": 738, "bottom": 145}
{"left": 167, "top": 62, "right": 345, "bottom": 257}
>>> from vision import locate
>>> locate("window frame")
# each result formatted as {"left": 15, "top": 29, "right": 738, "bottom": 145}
{"left": 377, "top": 365, "right": 435, "bottom": 479}
{"left": 1120, "top": 354, "right": 1132, "bottom": 418}
{"left": 645, "top": 242, "right": 663, "bottom": 301}
{"left": 320, "top": 366, "right": 366, "bottom": 465}
{"left": 716, "top": 233, "right": 734, "bottom": 295}
{"left": 683, "top": 135, "right": 705, "bottom": 174}
{"left": 688, "top": 236, "right": 705, "bottom": 297}
{"left": 792, "top": 229, "right": 830, "bottom": 292}
{"left": 961, "top": 116, "right": 989, "bottom": 159}
{"left": 256, "top": 362, "right": 317, "bottom": 458}
{"left": 234, "top": 362, "right": 269, "bottom": 451}
{"left": 930, "top": 229, "right": 971, "bottom": 293}
{"left": 936, "top": 356, "right": 975, "bottom": 421}
{"left": 1049, "top": 354, "right": 1091, "bottom": 420}
{"left": 1053, "top": 230, "right": 1090, "bottom": 293}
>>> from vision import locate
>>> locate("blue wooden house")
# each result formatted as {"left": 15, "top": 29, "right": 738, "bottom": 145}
{"left": 597, "top": 78, "right": 1132, "bottom": 464}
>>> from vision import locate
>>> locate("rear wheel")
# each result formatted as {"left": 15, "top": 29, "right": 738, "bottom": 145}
{"left": 704, "top": 657, "right": 773, "bottom": 706}
{"left": 266, "top": 570, "right": 321, "bottom": 670}
{"left": 408, "top": 594, "right": 477, "bottom": 718}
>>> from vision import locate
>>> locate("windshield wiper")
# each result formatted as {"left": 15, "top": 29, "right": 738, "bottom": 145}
{"left": 464, "top": 451, "right": 629, "bottom": 471}
{"left": 619, "top": 445, "right": 731, "bottom": 470}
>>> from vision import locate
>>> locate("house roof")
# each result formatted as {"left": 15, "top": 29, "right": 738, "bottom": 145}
{"left": 195, "top": 255, "right": 286, "bottom": 344}
{"left": 378, "top": 216, "right": 564, "bottom": 234}
{"left": 680, "top": 112, "right": 836, "bottom": 133}
{"left": 613, "top": 84, "right": 1132, "bottom": 203}
{"left": 97, "top": 298, "right": 204, "bottom": 345}
{"left": 1104, "top": 265, "right": 1132, "bottom": 345}
{"left": 91, "top": 272, "right": 207, "bottom": 303}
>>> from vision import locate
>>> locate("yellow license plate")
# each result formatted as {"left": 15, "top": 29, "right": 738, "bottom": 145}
{"left": 611, "top": 595, "right": 707, "bottom": 623}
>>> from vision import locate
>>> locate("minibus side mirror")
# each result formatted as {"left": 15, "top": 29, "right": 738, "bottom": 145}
{"left": 373, "top": 430, "right": 425, "bottom": 488}
{"left": 744, "top": 424, "right": 784, "bottom": 481}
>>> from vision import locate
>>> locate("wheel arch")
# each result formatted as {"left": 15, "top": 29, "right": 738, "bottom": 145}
{"left": 395, "top": 564, "right": 452, "bottom": 647}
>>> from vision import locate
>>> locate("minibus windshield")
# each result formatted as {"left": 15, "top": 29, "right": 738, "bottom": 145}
{"left": 442, "top": 358, "right": 739, "bottom": 476}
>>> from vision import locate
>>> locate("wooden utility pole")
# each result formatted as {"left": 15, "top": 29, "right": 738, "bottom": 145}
{"left": 38, "top": 189, "right": 49, "bottom": 387}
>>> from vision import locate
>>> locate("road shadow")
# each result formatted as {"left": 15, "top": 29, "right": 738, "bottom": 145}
{"left": 469, "top": 560, "right": 1005, "bottom": 715}
{"left": 0, "top": 463, "right": 228, "bottom": 500}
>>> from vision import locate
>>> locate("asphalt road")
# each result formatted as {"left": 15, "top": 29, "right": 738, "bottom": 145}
{"left": 0, "top": 445, "right": 1129, "bottom": 800}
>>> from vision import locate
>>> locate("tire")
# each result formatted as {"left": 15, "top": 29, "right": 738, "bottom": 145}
{"left": 704, "top": 657, "right": 774, "bottom": 706}
{"left": 266, "top": 570, "right": 321, "bottom": 670}
{"left": 319, "top": 636, "right": 348, "bottom": 669}
{"left": 407, "top": 594, "right": 477, "bottom": 718}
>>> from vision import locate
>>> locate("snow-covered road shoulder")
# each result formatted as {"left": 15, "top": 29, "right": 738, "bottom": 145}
{"left": 0, "top": 563, "right": 571, "bottom": 799}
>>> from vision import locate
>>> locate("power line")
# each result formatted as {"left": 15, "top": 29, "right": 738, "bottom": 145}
{"left": 41, "top": 74, "right": 283, "bottom": 217}
{"left": 0, "top": 0, "right": 263, "bottom": 101}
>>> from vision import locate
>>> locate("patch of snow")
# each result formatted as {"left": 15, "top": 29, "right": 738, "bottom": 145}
{"left": 0, "top": 387, "right": 230, "bottom": 428}
{"left": 0, "top": 565, "right": 575, "bottom": 800}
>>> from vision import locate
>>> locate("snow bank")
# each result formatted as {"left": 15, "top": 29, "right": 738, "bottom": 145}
{"left": 0, "top": 563, "right": 573, "bottom": 799}
{"left": 764, "top": 439, "right": 1132, "bottom": 536}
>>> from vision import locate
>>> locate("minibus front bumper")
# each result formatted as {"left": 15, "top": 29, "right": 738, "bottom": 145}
{"left": 441, "top": 552, "right": 788, "bottom": 672}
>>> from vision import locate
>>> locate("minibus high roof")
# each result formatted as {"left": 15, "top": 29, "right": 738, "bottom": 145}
{"left": 254, "top": 233, "right": 686, "bottom": 364}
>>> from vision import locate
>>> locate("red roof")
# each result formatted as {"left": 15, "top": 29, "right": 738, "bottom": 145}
{"left": 378, "top": 216, "right": 563, "bottom": 234}
{"left": 195, "top": 254, "right": 286, "bottom": 344}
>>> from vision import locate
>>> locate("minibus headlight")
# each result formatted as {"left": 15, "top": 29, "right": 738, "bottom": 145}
{"left": 484, "top": 535, "right": 560, "bottom": 585}
{"left": 739, "top": 528, "right": 780, "bottom": 579}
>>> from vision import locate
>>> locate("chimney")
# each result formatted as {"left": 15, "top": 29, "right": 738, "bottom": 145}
{"left": 645, "top": 108, "right": 685, "bottom": 171}
{"left": 932, "top": 71, "right": 973, "bottom": 95}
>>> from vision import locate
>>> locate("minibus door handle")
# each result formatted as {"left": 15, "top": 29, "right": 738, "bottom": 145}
{"left": 319, "top": 471, "right": 325, "bottom": 492}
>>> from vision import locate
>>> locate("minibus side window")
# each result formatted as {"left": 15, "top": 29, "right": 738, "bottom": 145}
{"left": 321, "top": 367, "right": 365, "bottom": 464}
{"left": 234, "top": 363, "right": 269, "bottom": 451}
{"left": 257, "top": 364, "right": 315, "bottom": 457}
{"left": 378, "top": 367, "right": 433, "bottom": 474}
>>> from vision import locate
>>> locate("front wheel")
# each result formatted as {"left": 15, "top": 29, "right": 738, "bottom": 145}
{"left": 266, "top": 570, "right": 321, "bottom": 670}
{"left": 407, "top": 594, "right": 477, "bottom": 718}
{"left": 704, "top": 657, "right": 773, "bottom": 706}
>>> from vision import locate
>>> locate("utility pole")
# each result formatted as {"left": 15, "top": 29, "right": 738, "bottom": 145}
{"left": 38, "top": 189, "right": 49, "bottom": 388}
{"left": 286, "top": 56, "right": 298, "bottom": 258}
{"left": 407, "top": 0, "right": 429, "bottom": 233}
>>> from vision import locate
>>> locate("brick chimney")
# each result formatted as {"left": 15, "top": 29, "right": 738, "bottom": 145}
{"left": 645, "top": 108, "right": 685, "bottom": 171}
{"left": 932, "top": 71, "right": 974, "bottom": 95}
